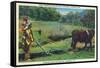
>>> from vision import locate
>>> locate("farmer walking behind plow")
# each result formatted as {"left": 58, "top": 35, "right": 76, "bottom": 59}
{"left": 19, "top": 16, "right": 34, "bottom": 61}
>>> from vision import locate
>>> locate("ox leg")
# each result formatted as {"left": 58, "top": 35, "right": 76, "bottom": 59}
{"left": 86, "top": 42, "right": 92, "bottom": 51}
{"left": 83, "top": 42, "right": 87, "bottom": 51}
{"left": 71, "top": 41, "right": 76, "bottom": 50}
{"left": 71, "top": 41, "right": 73, "bottom": 48}
{"left": 84, "top": 42, "right": 92, "bottom": 51}
{"left": 89, "top": 41, "right": 92, "bottom": 51}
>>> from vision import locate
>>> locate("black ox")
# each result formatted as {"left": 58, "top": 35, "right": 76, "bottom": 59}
{"left": 71, "top": 29, "right": 95, "bottom": 50}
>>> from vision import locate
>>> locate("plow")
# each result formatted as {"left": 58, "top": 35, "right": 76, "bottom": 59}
{"left": 35, "top": 40, "right": 51, "bottom": 55}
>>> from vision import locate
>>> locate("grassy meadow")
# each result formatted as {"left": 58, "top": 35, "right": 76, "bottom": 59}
{"left": 19, "top": 20, "right": 95, "bottom": 62}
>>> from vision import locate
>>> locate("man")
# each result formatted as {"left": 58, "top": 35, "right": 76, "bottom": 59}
{"left": 20, "top": 16, "right": 34, "bottom": 61}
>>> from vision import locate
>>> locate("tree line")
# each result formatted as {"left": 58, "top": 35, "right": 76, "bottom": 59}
{"left": 19, "top": 6, "right": 60, "bottom": 21}
{"left": 59, "top": 10, "right": 95, "bottom": 28}
{"left": 19, "top": 6, "right": 95, "bottom": 28}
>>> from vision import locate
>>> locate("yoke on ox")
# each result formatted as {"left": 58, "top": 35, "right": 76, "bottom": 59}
{"left": 71, "top": 29, "right": 95, "bottom": 51}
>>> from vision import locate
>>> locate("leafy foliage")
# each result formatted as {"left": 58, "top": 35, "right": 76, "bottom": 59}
{"left": 59, "top": 10, "right": 95, "bottom": 28}
{"left": 59, "top": 12, "right": 80, "bottom": 24}
{"left": 80, "top": 10, "right": 95, "bottom": 28}
{"left": 19, "top": 6, "right": 61, "bottom": 21}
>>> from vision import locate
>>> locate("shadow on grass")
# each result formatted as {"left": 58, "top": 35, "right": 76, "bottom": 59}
{"left": 19, "top": 49, "right": 66, "bottom": 61}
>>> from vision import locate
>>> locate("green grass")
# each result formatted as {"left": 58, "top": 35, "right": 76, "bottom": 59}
{"left": 31, "top": 50, "right": 94, "bottom": 61}
{"left": 19, "top": 37, "right": 95, "bottom": 62}
{"left": 19, "top": 20, "right": 95, "bottom": 62}
{"left": 19, "top": 38, "right": 71, "bottom": 53}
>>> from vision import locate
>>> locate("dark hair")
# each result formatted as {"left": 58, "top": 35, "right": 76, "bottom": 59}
{"left": 23, "top": 16, "right": 28, "bottom": 21}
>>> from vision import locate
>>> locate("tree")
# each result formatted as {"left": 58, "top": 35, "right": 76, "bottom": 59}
{"left": 80, "top": 10, "right": 95, "bottom": 28}
{"left": 19, "top": 6, "right": 61, "bottom": 21}
{"left": 59, "top": 12, "right": 80, "bottom": 24}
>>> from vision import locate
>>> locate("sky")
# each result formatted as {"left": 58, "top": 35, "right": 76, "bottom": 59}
{"left": 56, "top": 8, "right": 84, "bottom": 15}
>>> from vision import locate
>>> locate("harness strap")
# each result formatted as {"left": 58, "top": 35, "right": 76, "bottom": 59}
{"left": 86, "top": 30, "right": 89, "bottom": 36}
